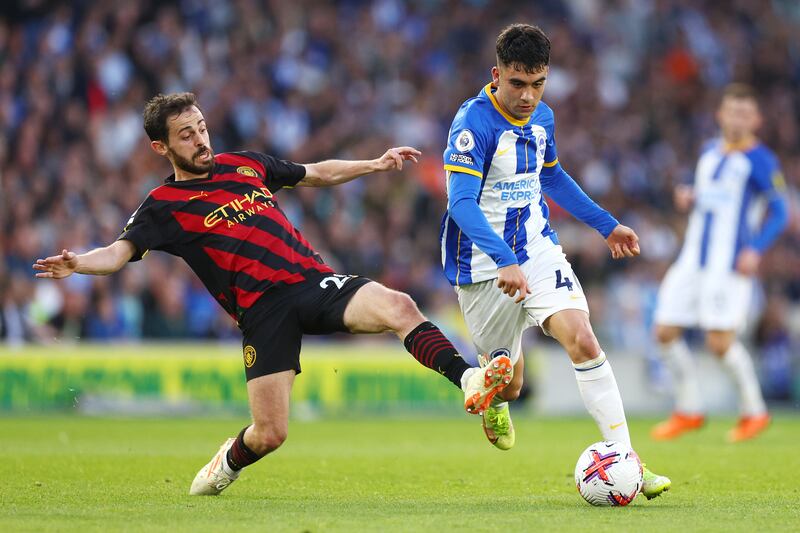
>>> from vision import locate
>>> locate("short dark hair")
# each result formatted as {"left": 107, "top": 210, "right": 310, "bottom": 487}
{"left": 722, "top": 83, "right": 758, "bottom": 103}
{"left": 496, "top": 24, "right": 551, "bottom": 73}
{"left": 143, "top": 92, "right": 200, "bottom": 142}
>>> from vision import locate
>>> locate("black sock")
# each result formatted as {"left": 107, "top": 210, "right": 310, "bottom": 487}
{"left": 403, "top": 321, "right": 472, "bottom": 389}
{"left": 226, "top": 426, "right": 262, "bottom": 471}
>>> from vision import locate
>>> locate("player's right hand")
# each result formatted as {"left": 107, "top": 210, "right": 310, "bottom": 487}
{"left": 674, "top": 185, "right": 694, "bottom": 212}
{"left": 32, "top": 249, "right": 78, "bottom": 279}
{"left": 497, "top": 264, "right": 530, "bottom": 303}
{"left": 735, "top": 248, "right": 761, "bottom": 276}
{"left": 374, "top": 146, "right": 421, "bottom": 172}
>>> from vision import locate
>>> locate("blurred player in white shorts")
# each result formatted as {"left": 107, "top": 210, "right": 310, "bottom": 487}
{"left": 440, "top": 23, "right": 670, "bottom": 499}
{"left": 652, "top": 83, "right": 789, "bottom": 443}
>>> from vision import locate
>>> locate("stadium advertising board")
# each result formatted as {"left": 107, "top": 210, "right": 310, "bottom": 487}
{"left": 0, "top": 344, "right": 457, "bottom": 414}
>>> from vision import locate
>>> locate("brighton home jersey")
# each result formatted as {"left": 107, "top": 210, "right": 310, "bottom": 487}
{"left": 440, "top": 83, "right": 559, "bottom": 286}
{"left": 676, "top": 140, "right": 785, "bottom": 272}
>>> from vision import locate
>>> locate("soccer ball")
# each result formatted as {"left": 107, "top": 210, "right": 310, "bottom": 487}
{"left": 574, "top": 441, "right": 643, "bottom": 506}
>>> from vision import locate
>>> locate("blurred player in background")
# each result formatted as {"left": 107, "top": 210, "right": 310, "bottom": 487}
{"left": 439, "top": 23, "right": 670, "bottom": 499}
{"left": 33, "top": 92, "right": 513, "bottom": 496}
{"left": 652, "top": 84, "right": 789, "bottom": 443}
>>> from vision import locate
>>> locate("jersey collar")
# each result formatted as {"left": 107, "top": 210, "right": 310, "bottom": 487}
{"left": 483, "top": 83, "right": 530, "bottom": 127}
{"left": 722, "top": 137, "right": 758, "bottom": 154}
{"left": 164, "top": 166, "right": 216, "bottom": 184}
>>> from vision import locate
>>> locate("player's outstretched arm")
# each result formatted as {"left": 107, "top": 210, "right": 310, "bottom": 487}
{"left": 299, "top": 146, "right": 421, "bottom": 187}
{"left": 605, "top": 225, "right": 640, "bottom": 259}
{"left": 33, "top": 240, "right": 136, "bottom": 279}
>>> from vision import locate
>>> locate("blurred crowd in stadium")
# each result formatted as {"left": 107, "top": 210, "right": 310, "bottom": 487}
{"left": 0, "top": 0, "right": 798, "bottom": 396}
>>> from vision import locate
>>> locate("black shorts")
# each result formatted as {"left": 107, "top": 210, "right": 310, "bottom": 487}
{"left": 239, "top": 273, "right": 372, "bottom": 380}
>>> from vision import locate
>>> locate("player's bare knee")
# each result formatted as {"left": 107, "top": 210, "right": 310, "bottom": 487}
{"left": 571, "top": 328, "right": 601, "bottom": 360}
{"left": 705, "top": 337, "right": 730, "bottom": 358}
{"left": 655, "top": 326, "right": 673, "bottom": 344}
{"left": 655, "top": 329, "right": 671, "bottom": 345}
{"left": 655, "top": 324, "right": 681, "bottom": 345}
{"left": 385, "top": 291, "right": 423, "bottom": 330}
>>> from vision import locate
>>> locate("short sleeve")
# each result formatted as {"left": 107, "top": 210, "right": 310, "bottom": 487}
{"left": 443, "top": 105, "right": 493, "bottom": 179}
{"left": 117, "top": 197, "right": 166, "bottom": 262}
{"left": 238, "top": 151, "right": 306, "bottom": 191}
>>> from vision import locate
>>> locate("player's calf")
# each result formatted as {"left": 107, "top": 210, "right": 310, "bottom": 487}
{"left": 403, "top": 321, "right": 473, "bottom": 389}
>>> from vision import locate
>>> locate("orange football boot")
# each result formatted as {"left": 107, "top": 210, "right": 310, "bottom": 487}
{"left": 651, "top": 412, "right": 705, "bottom": 441}
{"left": 727, "top": 414, "right": 770, "bottom": 442}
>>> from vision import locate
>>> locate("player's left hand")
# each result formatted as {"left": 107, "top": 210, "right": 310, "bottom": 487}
{"left": 374, "top": 147, "right": 421, "bottom": 171}
{"left": 735, "top": 248, "right": 761, "bottom": 276}
{"left": 606, "top": 225, "right": 640, "bottom": 259}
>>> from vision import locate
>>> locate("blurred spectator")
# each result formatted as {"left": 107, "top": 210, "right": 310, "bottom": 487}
{"left": 0, "top": 0, "right": 797, "bottom": 385}
{"left": 0, "top": 272, "right": 35, "bottom": 346}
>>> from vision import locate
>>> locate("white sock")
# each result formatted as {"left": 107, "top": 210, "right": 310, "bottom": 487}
{"left": 574, "top": 352, "right": 631, "bottom": 447}
{"left": 460, "top": 367, "right": 479, "bottom": 391}
{"left": 659, "top": 338, "right": 703, "bottom": 414}
{"left": 222, "top": 452, "right": 240, "bottom": 478}
{"left": 721, "top": 341, "right": 767, "bottom": 416}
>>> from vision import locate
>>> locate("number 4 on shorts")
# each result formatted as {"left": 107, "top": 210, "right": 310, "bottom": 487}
{"left": 555, "top": 269, "right": 573, "bottom": 291}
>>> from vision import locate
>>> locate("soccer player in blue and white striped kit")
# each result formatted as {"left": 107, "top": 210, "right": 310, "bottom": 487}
{"left": 440, "top": 24, "right": 670, "bottom": 499}
{"left": 652, "top": 84, "right": 789, "bottom": 443}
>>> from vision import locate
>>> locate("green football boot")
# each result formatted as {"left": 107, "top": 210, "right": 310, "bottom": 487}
{"left": 641, "top": 465, "right": 671, "bottom": 500}
{"left": 482, "top": 402, "right": 515, "bottom": 450}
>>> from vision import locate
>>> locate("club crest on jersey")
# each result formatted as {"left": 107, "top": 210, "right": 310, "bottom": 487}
{"left": 537, "top": 135, "right": 546, "bottom": 158}
{"left": 456, "top": 129, "right": 475, "bottom": 153}
{"left": 236, "top": 166, "right": 258, "bottom": 177}
{"left": 243, "top": 345, "right": 257, "bottom": 368}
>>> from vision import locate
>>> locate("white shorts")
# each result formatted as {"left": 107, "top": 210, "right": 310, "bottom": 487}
{"left": 654, "top": 262, "right": 753, "bottom": 331}
{"left": 455, "top": 239, "right": 589, "bottom": 365}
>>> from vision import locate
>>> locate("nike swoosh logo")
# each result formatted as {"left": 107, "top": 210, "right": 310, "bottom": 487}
{"left": 188, "top": 191, "right": 208, "bottom": 201}
{"left": 610, "top": 422, "right": 626, "bottom": 430}
{"left": 495, "top": 146, "right": 512, "bottom": 156}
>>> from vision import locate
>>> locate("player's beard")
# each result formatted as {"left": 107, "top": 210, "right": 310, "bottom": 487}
{"left": 168, "top": 146, "right": 215, "bottom": 176}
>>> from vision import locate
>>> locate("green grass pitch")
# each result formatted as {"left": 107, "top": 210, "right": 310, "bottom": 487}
{"left": 1, "top": 416, "right": 798, "bottom": 532}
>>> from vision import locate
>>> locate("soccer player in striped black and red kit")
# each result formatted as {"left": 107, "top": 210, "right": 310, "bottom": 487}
{"left": 32, "top": 92, "right": 513, "bottom": 496}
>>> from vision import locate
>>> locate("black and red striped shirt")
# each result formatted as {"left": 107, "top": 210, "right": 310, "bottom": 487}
{"left": 118, "top": 151, "right": 334, "bottom": 322}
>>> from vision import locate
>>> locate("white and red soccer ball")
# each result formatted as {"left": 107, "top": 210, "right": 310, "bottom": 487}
{"left": 574, "top": 441, "right": 643, "bottom": 506}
